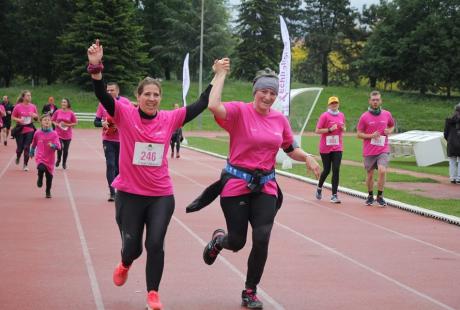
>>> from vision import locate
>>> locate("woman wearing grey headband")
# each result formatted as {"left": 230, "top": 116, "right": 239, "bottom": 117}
{"left": 195, "top": 59, "right": 320, "bottom": 309}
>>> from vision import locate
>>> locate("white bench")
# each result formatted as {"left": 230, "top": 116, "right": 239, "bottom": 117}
{"left": 75, "top": 112, "right": 96, "bottom": 122}
{"left": 388, "top": 130, "right": 447, "bottom": 166}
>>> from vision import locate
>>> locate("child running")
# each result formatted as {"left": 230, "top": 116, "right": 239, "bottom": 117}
{"left": 30, "top": 114, "right": 61, "bottom": 198}
{"left": 52, "top": 98, "right": 78, "bottom": 169}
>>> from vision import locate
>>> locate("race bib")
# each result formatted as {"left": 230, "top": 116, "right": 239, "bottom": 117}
{"left": 60, "top": 122, "right": 69, "bottom": 131}
{"left": 22, "top": 116, "right": 32, "bottom": 125}
{"left": 326, "top": 135, "right": 339, "bottom": 146}
{"left": 132, "top": 142, "right": 164, "bottom": 166}
{"left": 371, "top": 136, "right": 386, "bottom": 146}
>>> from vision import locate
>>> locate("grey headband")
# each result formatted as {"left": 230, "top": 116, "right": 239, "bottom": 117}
{"left": 253, "top": 76, "right": 279, "bottom": 96}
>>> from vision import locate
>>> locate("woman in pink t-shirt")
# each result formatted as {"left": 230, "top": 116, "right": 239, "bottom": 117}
{"left": 30, "top": 114, "right": 61, "bottom": 198}
{"left": 199, "top": 62, "right": 320, "bottom": 308}
{"left": 11, "top": 90, "right": 39, "bottom": 171}
{"left": 52, "top": 98, "right": 78, "bottom": 169}
{"left": 87, "top": 39, "right": 226, "bottom": 310}
{"left": 314, "top": 96, "right": 346, "bottom": 204}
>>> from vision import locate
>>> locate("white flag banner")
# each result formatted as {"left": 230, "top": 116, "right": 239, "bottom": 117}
{"left": 278, "top": 16, "right": 291, "bottom": 116}
{"left": 182, "top": 53, "right": 190, "bottom": 107}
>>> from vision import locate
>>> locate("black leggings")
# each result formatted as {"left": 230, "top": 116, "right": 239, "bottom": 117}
{"left": 170, "top": 136, "right": 180, "bottom": 153}
{"left": 15, "top": 131, "right": 34, "bottom": 165}
{"left": 318, "top": 151, "right": 342, "bottom": 194}
{"left": 37, "top": 163, "right": 53, "bottom": 193}
{"left": 57, "top": 139, "right": 71, "bottom": 165}
{"left": 219, "top": 193, "right": 277, "bottom": 290}
{"left": 115, "top": 191, "right": 175, "bottom": 292}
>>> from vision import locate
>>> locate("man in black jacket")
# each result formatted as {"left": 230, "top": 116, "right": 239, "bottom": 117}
{"left": 444, "top": 103, "right": 460, "bottom": 184}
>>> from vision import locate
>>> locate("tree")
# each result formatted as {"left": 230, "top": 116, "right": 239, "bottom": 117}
{"left": 359, "top": 0, "right": 460, "bottom": 95}
{"left": 57, "top": 0, "right": 148, "bottom": 91}
{"left": 142, "top": 0, "right": 234, "bottom": 80}
{"left": 0, "top": 0, "right": 18, "bottom": 87}
{"left": 301, "top": 0, "right": 358, "bottom": 86}
{"left": 233, "top": 0, "right": 282, "bottom": 80}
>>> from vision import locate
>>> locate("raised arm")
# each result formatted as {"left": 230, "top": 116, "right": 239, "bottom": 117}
{"left": 208, "top": 58, "right": 230, "bottom": 120}
{"left": 183, "top": 58, "right": 230, "bottom": 124}
{"left": 87, "top": 39, "right": 115, "bottom": 116}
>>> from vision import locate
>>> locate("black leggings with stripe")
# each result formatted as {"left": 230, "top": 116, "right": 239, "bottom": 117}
{"left": 115, "top": 191, "right": 175, "bottom": 292}
{"left": 218, "top": 192, "right": 277, "bottom": 290}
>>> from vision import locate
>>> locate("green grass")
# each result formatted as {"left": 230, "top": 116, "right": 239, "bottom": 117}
{"left": 2, "top": 80, "right": 457, "bottom": 132}
{"left": 186, "top": 136, "right": 460, "bottom": 217}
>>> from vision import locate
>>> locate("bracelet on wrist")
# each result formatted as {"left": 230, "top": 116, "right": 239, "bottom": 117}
{"left": 87, "top": 62, "right": 104, "bottom": 74}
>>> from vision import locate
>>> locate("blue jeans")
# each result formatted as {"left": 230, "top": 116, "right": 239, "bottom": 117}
{"left": 103, "top": 140, "right": 120, "bottom": 195}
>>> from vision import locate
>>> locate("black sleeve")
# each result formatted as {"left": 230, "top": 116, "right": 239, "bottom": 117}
{"left": 283, "top": 144, "right": 295, "bottom": 153}
{"left": 183, "top": 84, "right": 213, "bottom": 124}
{"left": 283, "top": 140, "right": 299, "bottom": 153}
{"left": 92, "top": 79, "right": 115, "bottom": 117}
{"left": 42, "top": 105, "right": 48, "bottom": 114}
{"left": 444, "top": 119, "right": 449, "bottom": 140}
{"left": 94, "top": 117, "right": 102, "bottom": 127}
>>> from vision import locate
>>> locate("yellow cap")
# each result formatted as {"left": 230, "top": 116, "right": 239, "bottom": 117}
{"left": 328, "top": 96, "right": 339, "bottom": 105}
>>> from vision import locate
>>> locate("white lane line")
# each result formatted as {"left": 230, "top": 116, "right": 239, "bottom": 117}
{"left": 184, "top": 155, "right": 460, "bottom": 257}
{"left": 172, "top": 215, "right": 285, "bottom": 310}
{"left": 276, "top": 221, "right": 455, "bottom": 310}
{"left": 0, "top": 155, "right": 15, "bottom": 181}
{"left": 283, "top": 192, "right": 460, "bottom": 258}
{"left": 171, "top": 166, "right": 456, "bottom": 310}
{"left": 64, "top": 171, "right": 105, "bottom": 310}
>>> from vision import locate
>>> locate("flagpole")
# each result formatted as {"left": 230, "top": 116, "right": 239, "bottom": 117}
{"left": 198, "top": 0, "right": 205, "bottom": 130}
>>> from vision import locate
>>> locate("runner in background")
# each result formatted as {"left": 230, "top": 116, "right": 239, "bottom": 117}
{"left": 1, "top": 95, "right": 14, "bottom": 145}
{"left": 94, "top": 82, "right": 131, "bottom": 201}
{"left": 170, "top": 103, "right": 183, "bottom": 158}
{"left": 357, "top": 90, "right": 395, "bottom": 207}
{"left": 30, "top": 114, "right": 61, "bottom": 198}
{"left": 314, "top": 96, "right": 346, "bottom": 203}
{"left": 52, "top": 98, "right": 78, "bottom": 169}
{"left": 42, "top": 96, "right": 57, "bottom": 116}
{"left": 11, "top": 90, "right": 38, "bottom": 171}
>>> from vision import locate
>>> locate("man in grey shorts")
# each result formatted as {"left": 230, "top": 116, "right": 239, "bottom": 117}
{"left": 357, "top": 91, "right": 395, "bottom": 206}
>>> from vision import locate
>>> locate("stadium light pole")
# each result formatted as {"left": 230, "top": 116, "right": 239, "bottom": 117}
{"left": 198, "top": 0, "right": 205, "bottom": 129}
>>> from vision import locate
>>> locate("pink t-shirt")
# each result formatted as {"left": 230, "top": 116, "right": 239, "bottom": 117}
{"left": 12, "top": 103, "right": 38, "bottom": 134}
{"left": 52, "top": 109, "right": 77, "bottom": 140}
{"left": 216, "top": 102, "right": 294, "bottom": 197}
{"left": 0, "top": 105, "right": 5, "bottom": 127}
{"left": 316, "top": 111, "right": 346, "bottom": 154}
{"left": 96, "top": 97, "right": 131, "bottom": 142}
{"left": 357, "top": 110, "right": 395, "bottom": 156}
{"left": 112, "top": 103, "right": 186, "bottom": 196}
{"left": 31, "top": 130, "right": 61, "bottom": 175}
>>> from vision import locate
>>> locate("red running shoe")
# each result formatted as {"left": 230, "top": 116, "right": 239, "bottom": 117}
{"left": 113, "top": 262, "right": 130, "bottom": 286}
{"left": 147, "top": 290, "right": 163, "bottom": 310}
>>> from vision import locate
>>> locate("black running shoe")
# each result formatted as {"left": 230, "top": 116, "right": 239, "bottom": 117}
{"left": 62, "top": 162, "right": 67, "bottom": 169}
{"left": 55, "top": 160, "right": 60, "bottom": 167}
{"left": 241, "top": 289, "right": 263, "bottom": 309}
{"left": 376, "top": 196, "right": 387, "bottom": 207}
{"left": 108, "top": 193, "right": 115, "bottom": 202}
{"left": 15, "top": 157, "right": 19, "bottom": 165}
{"left": 365, "top": 195, "right": 374, "bottom": 206}
{"left": 46, "top": 191, "right": 52, "bottom": 198}
{"left": 203, "top": 229, "right": 225, "bottom": 265}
